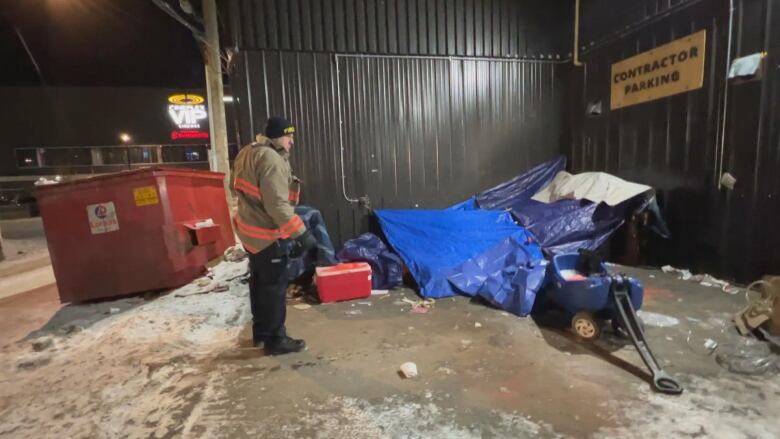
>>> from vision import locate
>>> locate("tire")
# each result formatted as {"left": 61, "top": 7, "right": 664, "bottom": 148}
{"left": 572, "top": 312, "right": 601, "bottom": 340}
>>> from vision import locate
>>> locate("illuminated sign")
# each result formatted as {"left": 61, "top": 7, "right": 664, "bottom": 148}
{"left": 168, "top": 93, "right": 209, "bottom": 140}
{"left": 611, "top": 30, "right": 706, "bottom": 110}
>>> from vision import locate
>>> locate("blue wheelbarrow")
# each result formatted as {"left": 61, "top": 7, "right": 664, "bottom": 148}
{"left": 544, "top": 252, "right": 683, "bottom": 395}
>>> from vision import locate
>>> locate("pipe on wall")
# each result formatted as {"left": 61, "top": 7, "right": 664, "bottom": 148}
{"left": 332, "top": 53, "right": 569, "bottom": 206}
{"left": 573, "top": 0, "right": 583, "bottom": 67}
{"left": 334, "top": 55, "right": 361, "bottom": 204}
{"left": 716, "top": 0, "right": 735, "bottom": 188}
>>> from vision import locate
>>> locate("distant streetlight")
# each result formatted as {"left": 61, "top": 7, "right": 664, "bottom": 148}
{"left": 119, "top": 132, "right": 132, "bottom": 143}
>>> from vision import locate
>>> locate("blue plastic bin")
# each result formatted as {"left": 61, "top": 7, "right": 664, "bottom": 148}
{"left": 546, "top": 253, "right": 643, "bottom": 317}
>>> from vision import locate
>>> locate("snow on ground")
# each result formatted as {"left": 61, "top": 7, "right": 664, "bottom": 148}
{"left": 2, "top": 255, "right": 779, "bottom": 438}
{"left": 596, "top": 373, "right": 780, "bottom": 439}
{"left": 0, "top": 259, "right": 251, "bottom": 438}
{"left": 253, "top": 394, "right": 562, "bottom": 439}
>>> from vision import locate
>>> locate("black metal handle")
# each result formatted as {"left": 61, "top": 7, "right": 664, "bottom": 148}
{"left": 611, "top": 275, "right": 684, "bottom": 395}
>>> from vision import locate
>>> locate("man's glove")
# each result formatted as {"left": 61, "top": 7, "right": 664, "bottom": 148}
{"left": 289, "top": 230, "right": 317, "bottom": 258}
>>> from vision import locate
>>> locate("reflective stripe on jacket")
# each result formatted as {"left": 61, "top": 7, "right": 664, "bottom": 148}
{"left": 232, "top": 135, "right": 306, "bottom": 253}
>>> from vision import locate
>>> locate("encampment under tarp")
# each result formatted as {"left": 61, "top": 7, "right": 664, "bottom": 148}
{"left": 374, "top": 157, "right": 665, "bottom": 315}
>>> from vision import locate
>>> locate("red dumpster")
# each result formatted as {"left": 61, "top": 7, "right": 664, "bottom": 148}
{"left": 35, "top": 167, "right": 235, "bottom": 303}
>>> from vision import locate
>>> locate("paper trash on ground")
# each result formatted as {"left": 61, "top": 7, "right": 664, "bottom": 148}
{"left": 661, "top": 265, "right": 739, "bottom": 294}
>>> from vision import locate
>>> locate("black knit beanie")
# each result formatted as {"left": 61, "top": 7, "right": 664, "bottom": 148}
{"left": 264, "top": 116, "right": 295, "bottom": 139}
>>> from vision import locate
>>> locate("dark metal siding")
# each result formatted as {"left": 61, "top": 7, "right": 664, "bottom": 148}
{"left": 580, "top": 0, "right": 705, "bottom": 49}
{"left": 233, "top": 50, "right": 567, "bottom": 245}
{"left": 227, "top": 0, "right": 571, "bottom": 246}
{"left": 228, "top": 0, "right": 573, "bottom": 59}
{"left": 571, "top": 0, "right": 780, "bottom": 282}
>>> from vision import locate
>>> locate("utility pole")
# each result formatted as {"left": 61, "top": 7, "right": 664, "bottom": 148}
{"left": 201, "top": 0, "right": 231, "bottom": 200}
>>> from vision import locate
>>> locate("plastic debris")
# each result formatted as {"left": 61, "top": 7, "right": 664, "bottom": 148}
{"left": 399, "top": 362, "right": 418, "bottom": 378}
{"left": 661, "top": 265, "right": 739, "bottom": 294}
{"left": 661, "top": 265, "right": 692, "bottom": 280}
{"left": 371, "top": 289, "right": 389, "bottom": 296}
{"left": 108, "top": 307, "right": 120, "bottom": 314}
{"left": 715, "top": 337, "right": 779, "bottom": 376}
{"left": 403, "top": 298, "right": 435, "bottom": 314}
{"left": 196, "top": 278, "right": 211, "bottom": 287}
{"left": 686, "top": 327, "right": 720, "bottom": 356}
{"left": 224, "top": 245, "right": 248, "bottom": 262}
{"left": 211, "top": 284, "right": 229, "bottom": 293}
{"left": 499, "top": 386, "right": 510, "bottom": 394}
{"left": 720, "top": 172, "right": 737, "bottom": 190}
{"left": 474, "top": 322, "right": 483, "bottom": 328}
{"left": 193, "top": 218, "right": 215, "bottom": 229}
{"left": 637, "top": 310, "right": 680, "bottom": 327}
{"left": 293, "top": 304, "right": 312, "bottom": 310}
{"left": 345, "top": 310, "right": 362, "bottom": 316}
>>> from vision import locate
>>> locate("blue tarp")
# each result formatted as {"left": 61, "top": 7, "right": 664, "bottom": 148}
{"left": 375, "top": 209, "right": 527, "bottom": 299}
{"left": 472, "top": 156, "right": 658, "bottom": 254}
{"left": 476, "top": 156, "right": 567, "bottom": 212}
{"left": 375, "top": 209, "right": 547, "bottom": 315}
{"left": 337, "top": 233, "right": 404, "bottom": 289}
{"left": 447, "top": 232, "right": 548, "bottom": 316}
{"left": 373, "top": 157, "right": 664, "bottom": 315}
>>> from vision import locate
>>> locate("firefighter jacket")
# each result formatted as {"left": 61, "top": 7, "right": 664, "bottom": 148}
{"left": 232, "top": 135, "right": 305, "bottom": 253}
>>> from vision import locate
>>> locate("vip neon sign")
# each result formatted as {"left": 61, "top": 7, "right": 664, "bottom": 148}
{"left": 168, "top": 94, "right": 209, "bottom": 140}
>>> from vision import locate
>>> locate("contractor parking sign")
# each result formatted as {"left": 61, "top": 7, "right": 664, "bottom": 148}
{"left": 611, "top": 30, "right": 706, "bottom": 110}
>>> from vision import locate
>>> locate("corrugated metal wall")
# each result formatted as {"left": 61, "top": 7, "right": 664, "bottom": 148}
{"left": 227, "top": 0, "right": 571, "bottom": 245}
{"left": 571, "top": 0, "right": 780, "bottom": 282}
{"left": 227, "top": 0, "right": 778, "bottom": 281}
{"left": 580, "top": 0, "right": 705, "bottom": 48}
{"left": 228, "top": 0, "right": 572, "bottom": 58}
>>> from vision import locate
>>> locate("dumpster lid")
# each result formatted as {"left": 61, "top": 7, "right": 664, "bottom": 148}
{"left": 34, "top": 167, "right": 225, "bottom": 195}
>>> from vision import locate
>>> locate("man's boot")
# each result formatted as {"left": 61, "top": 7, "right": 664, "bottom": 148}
{"left": 264, "top": 336, "right": 306, "bottom": 355}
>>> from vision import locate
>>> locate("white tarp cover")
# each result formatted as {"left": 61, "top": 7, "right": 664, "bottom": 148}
{"left": 532, "top": 171, "right": 653, "bottom": 207}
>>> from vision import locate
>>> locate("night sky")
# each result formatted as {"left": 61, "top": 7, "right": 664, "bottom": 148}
{"left": 0, "top": 0, "right": 205, "bottom": 88}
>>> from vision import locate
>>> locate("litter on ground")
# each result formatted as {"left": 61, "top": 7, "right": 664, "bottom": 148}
{"left": 661, "top": 265, "right": 740, "bottom": 294}
{"left": 399, "top": 362, "right": 418, "bottom": 378}
{"left": 637, "top": 310, "right": 680, "bottom": 328}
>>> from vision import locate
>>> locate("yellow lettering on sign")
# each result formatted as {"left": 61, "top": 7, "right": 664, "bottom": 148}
{"left": 611, "top": 30, "right": 706, "bottom": 110}
{"left": 133, "top": 186, "right": 159, "bottom": 207}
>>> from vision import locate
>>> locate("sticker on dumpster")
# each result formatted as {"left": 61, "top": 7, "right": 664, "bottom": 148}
{"left": 87, "top": 202, "right": 120, "bottom": 234}
{"left": 133, "top": 186, "right": 159, "bottom": 206}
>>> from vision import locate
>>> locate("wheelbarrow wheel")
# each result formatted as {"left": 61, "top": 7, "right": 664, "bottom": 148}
{"left": 572, "top": 312, "right": 600, "bottom": 340}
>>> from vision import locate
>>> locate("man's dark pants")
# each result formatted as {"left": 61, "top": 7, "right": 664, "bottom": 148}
{"left": 248, "top": 241, "right": 290, "bottom": 344}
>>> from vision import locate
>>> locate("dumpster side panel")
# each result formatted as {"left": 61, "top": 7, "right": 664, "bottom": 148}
{"left": 38, "top": 173, "right": 173, "bottom": 302}
{"left": 36, "top": 168, "right": 234, "bottom": 303}
{"left": 158, "top": 172, "right": 234, "bottom": 276}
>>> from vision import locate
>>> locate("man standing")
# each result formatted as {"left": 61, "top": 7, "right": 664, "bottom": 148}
{"left": 232, "top": 116, "right": 317, "bottom": 355}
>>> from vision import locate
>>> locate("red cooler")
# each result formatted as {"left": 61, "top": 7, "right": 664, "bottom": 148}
{"left": 35, "top": 167, "right": 235, "bottom": 303}
{"left": 315, "top": 263, "right": 372, "bottom": 303}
